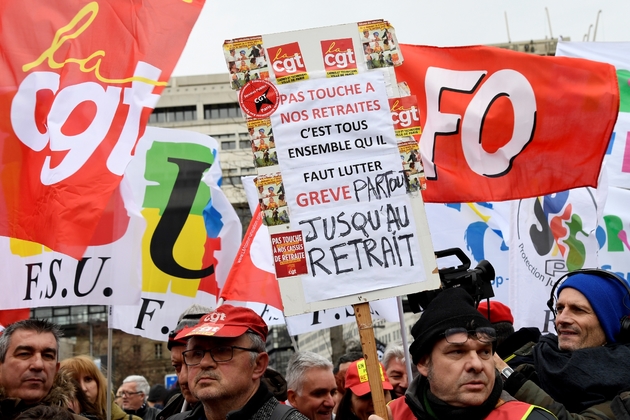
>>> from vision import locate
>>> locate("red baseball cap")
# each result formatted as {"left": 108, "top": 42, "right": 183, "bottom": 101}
{"left": 477, "top": 300, "right": 514, "bottom": 324}
{"left": 345, "top": 359, "right": 393, "bottom": 397}
{"left": 174, "top": 304, "right": 268, "bottom": 341}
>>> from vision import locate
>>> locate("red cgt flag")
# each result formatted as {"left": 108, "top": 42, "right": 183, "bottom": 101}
{"left": 0, "top": 0, "right": 204, "bottom": 259}
{"left": 395, "top": 44, "right": 619, "bottom": 203}
{"left": 220, "top": 206, "right": 284, "bottom": 310}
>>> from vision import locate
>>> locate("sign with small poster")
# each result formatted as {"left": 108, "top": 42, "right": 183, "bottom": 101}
{"left": 223, "top": 20, "right": 439, "bottom": 316}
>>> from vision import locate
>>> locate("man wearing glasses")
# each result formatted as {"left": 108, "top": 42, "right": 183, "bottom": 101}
{"left": 387, "top": 288, "right": 556, "bottom": 420}
{"left": 120, "top": 375, "right": 159, "bottom": 420}
{"left": 174, "top": 304, "right": 307, "bottom": 420}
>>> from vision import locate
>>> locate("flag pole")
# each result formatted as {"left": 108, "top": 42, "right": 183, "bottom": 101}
{"left": 396, "top": 296, "right": 414, "bottom": 383}
{"left": 354, "top": 302, "right": 387, "bottom": 419}
{"left": 107, "top": 305, "right": 113, "bottom": 420}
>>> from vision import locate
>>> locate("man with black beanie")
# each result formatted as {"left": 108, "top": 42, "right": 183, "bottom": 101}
{"left": 387, "top": 287, "right": 555, "bottom": 420}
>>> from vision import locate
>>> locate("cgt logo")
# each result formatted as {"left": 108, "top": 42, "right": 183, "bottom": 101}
{"left": 268, "top": 42, "right": 307, "bottom": 78}
{"left": 321, "top": 38, "right": 357, "bottom": 71}
{"left": 204, "top": 312, "right": 226, "bottom": 323}
{"left": 10, "top": 2, "right": 163, "bottom": 185}
{"left": 390, "top": 97, "right": 421, "bottom": 129}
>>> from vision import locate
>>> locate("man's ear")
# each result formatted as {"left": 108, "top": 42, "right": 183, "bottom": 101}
{"left": 252, "top": 352, "right": 269, "bottom": 379}
{"left": 416, "top": 355, "right": 430, "bottom": 377}
{"left": 287, "top": 389, "right": 298, "bottom": 406}
{"left": 55, "top": 362, "right": 60, "bottom": 374}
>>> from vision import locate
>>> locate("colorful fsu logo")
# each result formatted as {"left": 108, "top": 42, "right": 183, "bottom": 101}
{"left": 389, "top": 96, "right": 421, "bottom": 138}
{"left": 320, "top": 38, "right": 358, "bottom": 78}
{"left": 141, "top": 141, "right": 222, "bottom": 298}
{"left": 267, "top": 42, "right": 308, "bottom": 84}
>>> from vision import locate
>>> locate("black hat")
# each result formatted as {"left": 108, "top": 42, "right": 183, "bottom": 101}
{"left": 409, "top": 288, "right": 493, "bottom": 364}
{"left": 148, "top": 384, "right": 168, "bottom": 403}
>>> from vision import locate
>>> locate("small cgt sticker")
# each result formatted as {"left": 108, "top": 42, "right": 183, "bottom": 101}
{"left": 239, "top": 79, "right": 279, "bottom": 118}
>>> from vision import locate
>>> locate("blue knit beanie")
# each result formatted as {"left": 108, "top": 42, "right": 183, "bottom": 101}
{"left": 558, "top": 271, "right": 630, "bottom": 343}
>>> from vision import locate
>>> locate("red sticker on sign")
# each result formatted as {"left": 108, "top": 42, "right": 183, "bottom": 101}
{"left": 238, "top": 79, "right": 280, "bottom": 118}
{"left": 271, "top": 231, "right": 308, "bottom": 278}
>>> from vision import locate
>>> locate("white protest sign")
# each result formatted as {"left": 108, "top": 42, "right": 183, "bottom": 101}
{"left": 269, "top": 71, "right": 438, "bottom": 315}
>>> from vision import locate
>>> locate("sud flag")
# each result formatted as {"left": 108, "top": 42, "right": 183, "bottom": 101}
{"left": 395, "top": 44, "right": 619, "bottom": 203}
{"left": 0, "top": 0, "right": 204, "bottom": 259}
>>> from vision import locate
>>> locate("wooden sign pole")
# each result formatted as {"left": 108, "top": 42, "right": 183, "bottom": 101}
{"left": 354, "top": 302, "right": 388, "bottom": 419}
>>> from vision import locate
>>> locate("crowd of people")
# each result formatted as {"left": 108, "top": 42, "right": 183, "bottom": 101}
{"left": 1, "top": 268, "right": 629, "bottom": 419}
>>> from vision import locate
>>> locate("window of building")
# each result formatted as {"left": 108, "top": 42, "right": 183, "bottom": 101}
{"left": 155, "top": 343, "right": 163, "bottom": 359}
{"left": 225, "top": 176, "right": 242, "bottom": 185}
{"left": 212, "top": 134, "right": 238, "bottom": 151}
{"left": 204, "top": 103, "right": 242, "bottom": 120}
{"left": 221, "top": 141, "right": 236, "bottom": 150}
{"left": 30, "top": 305, "right": 107, "bottom": 326}
{"left": 241, "top": 167, "right": 256, "bottom": 175}
{"left": 238, "top": 132, "right": 252, "bottom": 149}
{"left": 149, "top": 106, "right": 197, "bottom": 123}
{"left": 133, "top": 344, "right": 141, "bottom": 355}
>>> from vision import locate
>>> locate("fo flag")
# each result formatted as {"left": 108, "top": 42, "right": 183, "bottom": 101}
{"left": 0, "top": 0, "right": 204, "bottom": 259}
{"left": 395, "top": 44, "right": 619, "bottom": 203}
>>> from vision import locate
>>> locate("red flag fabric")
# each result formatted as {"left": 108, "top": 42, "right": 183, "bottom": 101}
{"left": 395, "top": 44, "right": 619, "bottom": 203}
{"left": 0, "top": 0, "right": 204, "bottom": 259}
{"left": 0, "top": 309, "right": 30, "bottom": 332}
{"left": 220, "top": 207, "right": 284, "bottom": 310}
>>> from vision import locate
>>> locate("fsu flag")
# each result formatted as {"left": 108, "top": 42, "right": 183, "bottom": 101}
{"left": 0, "top": 0, "right": 204, "bottom": 259}
{"left": 395, "top": 44, "right": 619, "bottom": 203}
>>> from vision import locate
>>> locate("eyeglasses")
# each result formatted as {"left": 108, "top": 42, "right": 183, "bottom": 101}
{"left": 441, "top": 327, "right": 496, "bottom": 344}
{"left": 120, "top": 391, "right": 143, "bottom": 397}
{"left": 183, "top": 346, "right": 260, "bottom": 365}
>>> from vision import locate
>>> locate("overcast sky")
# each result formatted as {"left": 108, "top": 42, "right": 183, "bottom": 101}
{"left": 172, "top": 0, "right": 630, "bottom": 77}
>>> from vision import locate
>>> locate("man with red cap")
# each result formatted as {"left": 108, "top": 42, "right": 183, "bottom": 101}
{"left": 478, "top": 301, "right": 515, "bottom": 348}
{"left": 478, "top": 300, "right": 542, "bottom": 367}
{"left": 174, "top": 305, "right": 308, "bottom": 420}
{"left": 336, "top": 358, "right": 393, "bottom": 420}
